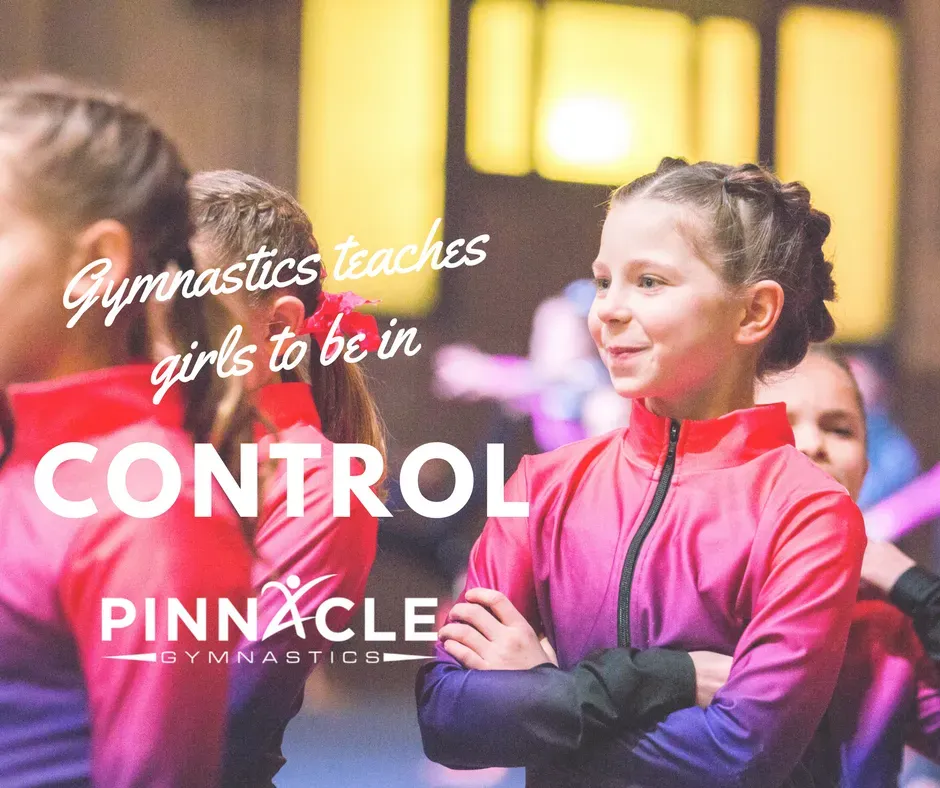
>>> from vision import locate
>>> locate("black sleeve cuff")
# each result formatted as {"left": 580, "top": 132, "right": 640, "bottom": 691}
{"left": 572, "top": 647, "right": 695, "bottom": 739}
{"left": 889, "top": 565, "right": 940, "bottom": 617}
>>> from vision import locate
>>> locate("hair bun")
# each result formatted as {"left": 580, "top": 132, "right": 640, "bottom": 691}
{"left": 805, "top": 209, "right": 832, "bottom": 250}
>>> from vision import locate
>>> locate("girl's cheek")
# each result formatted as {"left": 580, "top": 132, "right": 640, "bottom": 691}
{"left": 587, "top": 312, "right": 603, "bottom": 346}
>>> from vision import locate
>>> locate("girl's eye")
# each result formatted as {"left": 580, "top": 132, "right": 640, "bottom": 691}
{"left": 824, "top": 423, "right": 857, "bottom": 439}
{"left": 593, "top": 276, "right": 611, "bottom": 292}
{"left": 638, "top": 275, "right": 660, "bottom": 289}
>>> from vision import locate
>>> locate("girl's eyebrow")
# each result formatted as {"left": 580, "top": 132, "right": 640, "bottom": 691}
{"left": 623, "top": 257, "right": 681, "bottom": 271}
{"left": 819, "top": 408, "right": 862, "bottom": 422}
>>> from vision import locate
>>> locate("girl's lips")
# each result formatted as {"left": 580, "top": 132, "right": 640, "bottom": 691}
{"left": 604, "top": 346, "right": 648, "bottom": 370}
{"left": 606, "top": 346, "right": 648, "bottom": 356}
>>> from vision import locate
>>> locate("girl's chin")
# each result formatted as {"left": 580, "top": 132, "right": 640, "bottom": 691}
{"left": 608, "top": 376, "right": 648, "bottom": 400}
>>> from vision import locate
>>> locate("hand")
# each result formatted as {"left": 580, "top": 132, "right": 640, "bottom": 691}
{"left": 861, "top": 540, "right": 916, "bottom": 595}
{"left": 689, "top": 651, "right": 732, "bottom": 708}
{"left": 438, "top": 588, "right": 555, "bottom": 670}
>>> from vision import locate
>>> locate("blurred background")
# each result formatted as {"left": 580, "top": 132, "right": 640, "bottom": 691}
{"left": 2, "top": 0, "right": 938, "bottom": 785}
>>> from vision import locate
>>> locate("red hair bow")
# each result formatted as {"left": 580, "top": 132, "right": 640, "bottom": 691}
{"left": 298, "top": 291, "right": 382, "bottom": 352}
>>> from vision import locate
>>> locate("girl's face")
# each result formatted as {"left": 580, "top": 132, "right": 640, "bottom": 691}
{"left": 588, "top": 198, "right": 746, "bottom": 418}
{"left": 755, "top": 354, "right": 868, "bottom": 501}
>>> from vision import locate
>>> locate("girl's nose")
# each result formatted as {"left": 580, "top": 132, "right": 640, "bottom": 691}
{"left": 793, "top": 423, "right": 827, "bottom": 462}
{"left": 594, "top": 291, "right": 632, "bottom": 325}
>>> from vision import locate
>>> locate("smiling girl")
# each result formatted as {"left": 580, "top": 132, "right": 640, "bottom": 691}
{"left": 416, "top": 158, "right": 866, "bottom": 787}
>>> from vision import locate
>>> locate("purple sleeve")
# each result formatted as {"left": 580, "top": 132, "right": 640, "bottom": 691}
{"left": 865, "top": 463, "right": 940, "bottom": 541}
{"left": 61, "top": 505, "right": 251, "bottom": 788}
{"left": 417, "top": 646, "right": 695, "bottom": 768}
{"left": 415, "top": 459, "right": 696, "bottom": 768}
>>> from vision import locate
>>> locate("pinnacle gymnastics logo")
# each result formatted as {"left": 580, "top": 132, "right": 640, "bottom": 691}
{"left": 101, "top": 574, "right": 438, "bottom": 664}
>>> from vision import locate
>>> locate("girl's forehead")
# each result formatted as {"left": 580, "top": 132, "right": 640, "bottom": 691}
{"left": 599, "top": 197, "right": 716, "bottom": 271}
{"left": 761, "top": 356, "right": 861, "bottom": 412}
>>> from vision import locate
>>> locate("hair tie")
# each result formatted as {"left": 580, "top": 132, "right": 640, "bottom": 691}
{"left": 298, "top": 290, "right": 382, "bottom": 352}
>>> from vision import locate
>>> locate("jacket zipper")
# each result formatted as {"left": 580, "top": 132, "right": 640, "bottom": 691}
{"left": 617, "top": 419, "right": 681, "bottom": 648}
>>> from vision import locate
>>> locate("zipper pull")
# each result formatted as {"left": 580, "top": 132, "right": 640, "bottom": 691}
{"left": 666, "top": 421, "right": 680, "bottom": 460}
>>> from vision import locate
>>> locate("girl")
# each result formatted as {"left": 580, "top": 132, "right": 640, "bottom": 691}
{"left": 750, "top": 348, "right": 940, "bottom": 787}
{"left": 0, "top": 78, "right": 253, "bottom": 786}
{"left": 187, "top": 170, "right": 383, "bottom": 787}
{"left": 417, "top": 158, "right": 866, "bottom": 787}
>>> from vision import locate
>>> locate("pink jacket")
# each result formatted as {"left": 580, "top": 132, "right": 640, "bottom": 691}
{"left": 224, "top": 383, "right": 378, "bottom": 785}
{"left": 418, "top": 397, "right": 866, "bottom": 787}
{"left": 0, "top": 366, "right": 252, "bottom": 788}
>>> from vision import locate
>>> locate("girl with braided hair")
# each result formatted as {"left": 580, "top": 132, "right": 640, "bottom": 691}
{"left": 186, "top": 169, "right": 385, "bottom": 787}
{"left": 417, "top": 158, "right": 866, "bottom": 787}
{"left": 0, "top": 77, "right": 253, "bottom": 787}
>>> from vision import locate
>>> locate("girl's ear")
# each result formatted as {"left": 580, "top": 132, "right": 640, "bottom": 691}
{"left": 269, "top": 295, "right": 306, "bottom": 339}
{"left": 64, "top": 219, "right": 134, "bottom": 294}
{"left": 736, "top": 279, "right": 785, "bottom": 347}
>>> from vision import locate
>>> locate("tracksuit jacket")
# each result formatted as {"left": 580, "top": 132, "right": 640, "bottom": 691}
{"left": 417, "top": 397, "right": 867, "bottom": 787}
{"left": 0, "top": 366, "right": 252, "bottom": 787}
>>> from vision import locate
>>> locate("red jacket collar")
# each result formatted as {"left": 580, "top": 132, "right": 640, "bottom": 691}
{"left": 5, "top": 365, "right": 184, "bottom": 461}
{"left": 255, "top": 383, "right": 322, "bottom": 435}
{"left": 623, "top": 397, "right": 794, "bottom": 474}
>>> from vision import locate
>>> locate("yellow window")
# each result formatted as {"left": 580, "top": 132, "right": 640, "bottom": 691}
{"left": 696, "top": 16, "right": 760, "bottom": 165}
{"left": 533, "top": 2, "right": 696, "bottom": 185}
{"left": 298, "top": 0, "right": 449, "bottom": 316}
{"left": 466, "top": 0, "right": 537, "bottom": 175}
{"left": 776, "top": 6, "right": 900, "bottom": 341}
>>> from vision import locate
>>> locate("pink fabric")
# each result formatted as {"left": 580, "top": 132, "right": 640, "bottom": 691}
{"left": 231, "top": 382, "right": 377, "bottom": 705}
{"left": 0, "top": 365, "right": 252, "bottom": 788}
{"left": 831, "top": 595, "right": 940, "bottom": 786}
{"left": 427, "top": 397, "right": 867, "bottom": 785}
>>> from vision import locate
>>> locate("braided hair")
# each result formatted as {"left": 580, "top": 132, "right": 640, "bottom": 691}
{"left": 0, "top": 77, "right": 255, "bottom": 531}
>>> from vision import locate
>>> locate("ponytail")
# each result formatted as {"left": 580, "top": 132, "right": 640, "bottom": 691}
{"left": 307, "top": 342, "right": 387, "bottom": 479}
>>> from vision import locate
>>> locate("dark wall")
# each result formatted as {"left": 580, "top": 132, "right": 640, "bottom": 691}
{"left": 0, "top": 0, "right": 302, "bottom": 191}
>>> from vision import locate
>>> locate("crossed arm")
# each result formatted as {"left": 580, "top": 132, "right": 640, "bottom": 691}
{"left": 416, "top": 476, "right": 865, "bottom": 787}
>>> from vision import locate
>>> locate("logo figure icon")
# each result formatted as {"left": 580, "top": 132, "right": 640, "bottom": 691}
{"left": 261, "top": 574, "right": 334, "bottom": 641}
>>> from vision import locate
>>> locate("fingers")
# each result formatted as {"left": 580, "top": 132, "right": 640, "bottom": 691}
{"left": 448, "top": 601, "right": 501, "bottom": 641}
{"left": 439, "top": 622, "right": 490, "bottom": 657}
{"left": 464, "top": 588, "right": 529, "bottom": 628}
{"left": 442, "top": 638, "right": 487, "bottom": 670}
